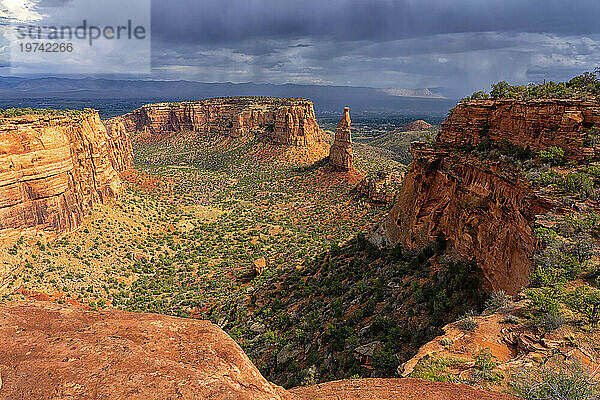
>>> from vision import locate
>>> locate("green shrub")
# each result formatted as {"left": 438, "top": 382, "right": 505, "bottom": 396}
{"left": 564, "top": 286, "right": 600, "bottom": 326}
{"left": 532, "top": 311, "right": 565, "bottom": 332}
{"left": 466, "top": 71, "right": 600, "bottom": 103}
{"left": 410, "top": 354, "right": 464, "bottom": 382}
{"left": 525, "top": 287, "right": 562, "bottom": 314}
{"left": 536, "top": 170, "right": 561, "bottom": 186}
{"left": 534, "top": 226, "right": 558, "bottom": 247}
{"left": 538, "top": 146, "right": 565, "bottom": 165}
{"left": 456, "top": 311, "right": 479, "bottom": 332}
{"left": 372, "top": 349, "right": 399, "bottom": 376}
{"left": 560, "top": 173, "right": 594, "bottom": 198}
{"left": 511, "top": 356, "right": 600, "bottom": 400}
{"left": 474, "top": 347, "right": 497, "bottom": 371}
{"left": 583, "top": 127, "right": 600, "bottom": 148}
{"left": 485, "top": 290, "right": 510, "bottom": 311}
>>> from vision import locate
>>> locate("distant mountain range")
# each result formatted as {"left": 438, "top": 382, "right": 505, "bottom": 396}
{"left": 0, "top": 77, "right": 457, "bottom": 117}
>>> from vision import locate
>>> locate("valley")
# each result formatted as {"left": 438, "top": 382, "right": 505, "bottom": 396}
{"left": 2, "top": 79, "right": 600, "bottom": 399}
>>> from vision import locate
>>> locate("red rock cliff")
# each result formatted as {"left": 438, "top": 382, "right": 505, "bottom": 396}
{"left": 0, "top": 110, "right": 133, "bottom": 240}
{"left": 381, "top": 99, "right": 599, "bottom": 294}
{"left": 440, "top": 99, "right": 600, "bottom": 159}
{"left": 107, "top": 97, "right": 325, "bottom": 148}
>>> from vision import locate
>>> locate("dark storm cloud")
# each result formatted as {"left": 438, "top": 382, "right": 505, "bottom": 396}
{"left": 3, "top": 0, "right": 598, "bottom": 97}
{"left": 145, "top": 0, "right": 600, "bottom": 97}
{"left": 151, "top": 0, "right": 600, "bottom": 45}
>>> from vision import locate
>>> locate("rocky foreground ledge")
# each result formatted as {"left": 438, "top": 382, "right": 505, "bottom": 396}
{"left": 0, "top": 301, "right": 516, "bottom": 399}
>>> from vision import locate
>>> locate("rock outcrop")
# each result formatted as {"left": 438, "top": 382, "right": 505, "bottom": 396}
{"left": 382, "top": 144, "right": 550, "bottom": 294}
{"left": 106, "top": 97, "right": 325, "bottom": 148}
{"left": 0, "top": 110, "right": 132, "bottom": 240}
{"left": 440, "top": 99, "right": 600, "bottom": 159}
{"left": 329, "top": 107, "right": 354, "bottom": 171}
{"left": 291, "top": 378, "right": 517, "bottom": 400}
{"left": 0, "top": 301, "right": 518, "bottom": 400}
{"left": 0, "top": 301, "right": 291, "bottom": 400}
{"left": 398, "top": 120, "right": 433, "bottom": 132}
{"left": 355, "top": 170, "right": 405, "bottom": 203}
{"left": 379, "top": 99, "right": 599, "bottom": 294}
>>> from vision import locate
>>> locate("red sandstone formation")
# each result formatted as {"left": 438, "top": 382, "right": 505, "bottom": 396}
{"left": 291, "top": 378, "right": 517, "bottom": 400}
{"left": 0, "top": 301, "right": 291, "bottom": 400}
{"left": 0, "top": 111, "right": 132, "bottom": 240}
{"left": 355, "top": 170, "right": 404, "bottom": 204}
{"left": 106, "top": 97, "right": 325, "bottom": 148}
{"left": 380, "top": 99, "right": 599, "bottom": 294}
{"left": 329, "top": 107, "right": 354, "bottom": 171}
{"left": 0, "top": 301, "right": 518, "bottom": 400}
{"left": 440, "top": 99, "right": 600, "bottom": 159}
{"left": 383, "top": 144, "right": 552, "bottom": 294}
{"left": 398, "top": 119, "right": 433, "bottom": 132}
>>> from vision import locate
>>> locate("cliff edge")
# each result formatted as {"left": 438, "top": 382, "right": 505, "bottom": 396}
{"left": 106, "top": 97, "right": 326, "bottom": 146}
{"left": 381, "top": 99, "right": 600, "bottom": 294}
{"left": 0, "top": 301, "right": 517, "bottom": 400}
{"left": 0, "top": 110, "right": 132, "bottom": 240}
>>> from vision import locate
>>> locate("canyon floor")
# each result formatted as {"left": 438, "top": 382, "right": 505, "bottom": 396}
{"left": 3, "top": 100, "right": 600, "bottom": 399}
{"left": 0, "top": 127, "right": 431, "bottom": 388}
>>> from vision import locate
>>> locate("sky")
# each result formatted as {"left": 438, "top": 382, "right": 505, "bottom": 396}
{"left": 1, "top": 0, "right": 599, "bottom": 97}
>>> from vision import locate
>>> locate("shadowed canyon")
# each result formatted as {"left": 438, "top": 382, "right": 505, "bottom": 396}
{"left": 2, "top": 77, "right": 600, "bottom": 399}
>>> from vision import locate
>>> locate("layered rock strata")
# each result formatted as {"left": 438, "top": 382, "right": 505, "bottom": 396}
{"left": 440, "top": 99, "right": 600, "bottom": 159}
{"left": 380, "top": 99, "right": 600, "bottom": 294}
{"left": 329, "top": 107, "right": 354, "bottom": 171}
{"left": 0, "top": 110, "right": 132, "bottom": 240}
{"left": 106, "top": 97, "right": 324, "bottom": 147}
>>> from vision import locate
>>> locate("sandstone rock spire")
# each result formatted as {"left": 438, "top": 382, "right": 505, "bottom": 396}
{"left": 329, "top": 107, "right": 354, "bottom": 171}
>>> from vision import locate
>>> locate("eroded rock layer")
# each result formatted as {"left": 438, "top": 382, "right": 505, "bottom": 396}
{"left": 381, "top": 99, "right": 598, "bottom": 294}
{"left": 356, "top": 170, "right": 404, "bottom": 204}
{"left": 384, "top": 143, "right": 551, "bottom": 294}
{"left": 329, "top": 107, "right": 354, "bottom": 171}
{"left": 0, "top": 301, "right": 291, "bottom": 400}
{"left": 440, "top": 99, "right": 600, "bottom": 159}
{"left": 106, "top": 97, "right": 325, "bottom": 147}
{"left": 0, "top": 111, "right": 132, "bottom": 240}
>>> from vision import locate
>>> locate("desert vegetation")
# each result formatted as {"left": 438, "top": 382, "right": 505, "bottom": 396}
{"left": 0, "top": 107, "right": 88, "bottom": 118}
{"left": 461, "top": 69, "right": 600, "bottom": 102}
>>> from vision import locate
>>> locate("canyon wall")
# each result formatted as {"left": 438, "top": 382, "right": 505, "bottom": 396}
{"left": 0, "top": 110, "right": 133, "bottom": 240}
{"left": 106, "top": 97, "right": 325, "bottom": 147}
{"left": 440, "top": 99, "right": 600, "bottom": 159}
{"left": 381, "top": 99, "right": 600, "bottom": 294}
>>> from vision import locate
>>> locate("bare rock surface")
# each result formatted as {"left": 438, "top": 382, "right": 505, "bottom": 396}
{"left": 329, "top": 107, "right": 355, "bottom": 171}
{"left": 355, "top": 170, "right": 404, "bottom": 203}
{"left": 105, "top": 97, "right": 325, "bottom": 148}
{"left": 379, "top": 99, "right": 594, "bottom": 294}
{"left": 0, "top": 301, "right": 291, "bottom": 400}
{"left": 383, "top": 143, "right": 552, "bottom": 294}
{"left": 291, "top": 378, "right": 517, "bottom": 399}
{"left": 440, "top": 99, "right": 600, "bottom": 159}
{"left": 0, "top": 301, "right": 525, "bottom": 399}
